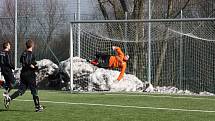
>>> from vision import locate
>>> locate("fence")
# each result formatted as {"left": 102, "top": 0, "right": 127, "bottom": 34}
{"left": 0, "top": 17, "right": 15, "bottom": 61}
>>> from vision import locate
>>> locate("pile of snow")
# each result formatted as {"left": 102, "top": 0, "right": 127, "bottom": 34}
{"left": 199, "top": 91, "right": 214, "bottom": 96}
{"left": 144, "top": 83, "right": 154, "bottom": 92}
{"left": 14, "top": 59, "right": 58, "bottom": 82}
{"left": 59, "top": 57, "right": 96, "bottom": 90}
{"left": 154, "top": 86, "right": 180, "bottom": 94}
{"left": 59, "top": 57, "right": 144, "bottom": 92}
{"left": 144, "top": 85, "right": 215, "bottom": 96}
{"left": 36, "top": 59, "right": 59, "bottom": 81}
{"left": 59, "top": 57, "right": 96, "bottom": 80}
{"left": 145, "top": 85, "right": 194, "bottom": 95}
{"left": 13, "top": 59, "right": 59, "bottom": 88}
{"left": 59, "top": 58, "right": 70, "bottom": 78}
{"left": 89, "top": 68, "right": 144, "bottom": 92}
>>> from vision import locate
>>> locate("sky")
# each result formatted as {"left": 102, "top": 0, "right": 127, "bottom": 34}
{"left": 0, "top": 0, "right": 98, "bottom": 17}
{"left": 64, "top": 0, "right": 97, "bottom": 16}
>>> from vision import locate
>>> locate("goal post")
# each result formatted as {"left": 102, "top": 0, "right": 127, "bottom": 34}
{"left": 70, "top": 23, "right": 74, "bottom": 93}
{"left": 70, "top": 18, "right": 215, "bottom": 93}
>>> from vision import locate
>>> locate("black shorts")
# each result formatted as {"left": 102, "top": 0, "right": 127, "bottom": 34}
{"left": 20, "top": 71, "right": 36, "bottom": 82}
{"left": 95, "top": 53, "right": 111, "bottom": 68}
{"left": 2, "top": 71, "right": 16, "bottom": 89}
{"left": 18, "top": 71, "right": 38, "bottom": 96}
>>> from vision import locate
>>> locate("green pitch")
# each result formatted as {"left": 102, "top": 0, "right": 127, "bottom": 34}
{"left": 0, "top": 90, "right": 215, "bottom": 121}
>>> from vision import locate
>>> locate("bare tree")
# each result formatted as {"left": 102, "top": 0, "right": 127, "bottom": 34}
{"left": 155, "top": 0, "right": 190, "bottom": 86}
{"left": 95, "top": 0, "right": 146, "bottom": 77}
{"left": 0, "top": 0, "right": 69, "bottom": 64}
{"left": 0, "top": 0, "right": 15, "bottom": 41}
{"left": 36, "top": 0, "right": 66, "bottom": 62}
{"left": 95, "top": 0, "right": 199, "bottom": 83}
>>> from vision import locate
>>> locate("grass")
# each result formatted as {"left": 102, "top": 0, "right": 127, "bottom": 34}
{"left": 0, "top": 90, "right": 215, "bottom": 121}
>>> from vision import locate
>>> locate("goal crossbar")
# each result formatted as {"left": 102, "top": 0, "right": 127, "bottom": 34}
{"left": 70, "top": 18, "right": 215, "bottom": 24}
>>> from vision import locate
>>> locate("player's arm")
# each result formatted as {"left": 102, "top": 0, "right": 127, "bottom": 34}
{"left": 30, "top": 54, "right": 38, "bottom": 70}
{"left": 117, "top": 62, "right": 126, "bottom": 81}
{"left": 20, "top": 54, "right": 24, "bottom": 66}
{"left": 5, "top": 53, "right": 15, "bottom": 70}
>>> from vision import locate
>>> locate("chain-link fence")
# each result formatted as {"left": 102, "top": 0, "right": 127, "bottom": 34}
{"left": 0, "top": 0, "right": 81, "bottom": 63}
{"left": 0, "top": 17, "right": 15, "bottom": 61}
{"left": 16, "top": 0, "right": 76, "bottom": 66}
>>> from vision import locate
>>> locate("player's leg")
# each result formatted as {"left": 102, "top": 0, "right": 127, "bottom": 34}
{"left": 8, "top": 74, "right": 17, "bottom": 93}
{"left": 4, "top": 80, "right": 27, "bottom": 109}
{"left": 90, "top": 59, "right": 99, "bottom": 65}
{"left": 1, "top": 73, "right": 13, "bottom": 103}
{"left": 97, "top": 53, "right": 110, "bottom": 68}
{"left": 90, "top": 53, "right": 109, "bottom": 68}
{"left": 101, "top": 54, "right": 111, "bottom": 68}
{"left": 3, "top": 72, "right": 16, "bottom": 96}
{"left": 89, "top": 53, "right": 106, "bottom": 65}
{"left": 1, "top": 73, "right": 9, "bottom": 92}
{"left": 89, "top": 53, "right": 102, "bottom": 65}
{"left": 10, "top": 81, "right": 27, "bottom": 99}
{"left": 29, "top": 79, "right": 43, "bottom": 112}
{"left": 2, "top": 78, "right": 11, "bottom": 108}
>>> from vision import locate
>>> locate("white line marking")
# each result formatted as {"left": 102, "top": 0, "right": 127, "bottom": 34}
{"left": 14, "top": 99, "right": 215, "bottom": 113}
{"left": 105, "top": 94, "right": 215, "bottom": 101}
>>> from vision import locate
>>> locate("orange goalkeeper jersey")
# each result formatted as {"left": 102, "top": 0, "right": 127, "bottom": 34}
{"left": 108, "top": 47, "right": 127, "bottom": 81}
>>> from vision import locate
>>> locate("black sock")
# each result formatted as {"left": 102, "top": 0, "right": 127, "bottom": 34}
{"left": 33, "top": 95, "right": 40, "bottom": 108}
{"left": 7, "top": 88, "right": 13, "bottom": 93}
{"left": 10, "top": 91, "right": 20, "bottom": 100}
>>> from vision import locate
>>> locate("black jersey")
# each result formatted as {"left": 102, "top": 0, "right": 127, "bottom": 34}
{"left": 20, "top": 50, "right": 38, "bottom": 72}
{"left": 0, "top": 50, "right": 15, "bottom": 73}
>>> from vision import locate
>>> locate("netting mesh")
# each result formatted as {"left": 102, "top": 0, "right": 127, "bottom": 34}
{"left": 16, "top": 0, "right": 74, "bottom": 66}
{"left": 72, "top": 20, "right": 215, "bottom": 93}
{"left": 0, "top": 17, "right": 15, "bottom": 61}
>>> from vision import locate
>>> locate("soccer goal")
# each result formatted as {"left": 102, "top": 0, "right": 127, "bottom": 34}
{"left": 70, "top": 18, "right": 215, "bottom": 93}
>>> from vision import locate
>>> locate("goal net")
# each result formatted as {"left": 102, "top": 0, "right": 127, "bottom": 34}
{"left": 71, "top": 19, "right": 215, "bottom": 93}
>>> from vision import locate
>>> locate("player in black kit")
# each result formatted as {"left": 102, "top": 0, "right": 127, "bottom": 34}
{"left": 0, "top": 41, "right": 17, "bottom": 108}
{"left": 5, "top": 39, "right": 43, "bottom": 112}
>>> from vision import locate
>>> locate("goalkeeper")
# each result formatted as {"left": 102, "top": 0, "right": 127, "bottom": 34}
{"left": 90, "top": 46, "right": 129, "bottom": 81}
